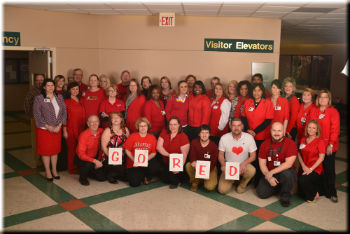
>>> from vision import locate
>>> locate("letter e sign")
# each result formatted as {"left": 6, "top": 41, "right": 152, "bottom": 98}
{"left": 169, "top": 154, "right": 183, "bottom": 172}
{"left": 225, "top": 162, "right": 240, "bottom": 180}
{"left": 195, "top": 160, "right": 210, "bottom": 179}
{"left": 134, "top": 149, "right": 149, "bottom": 167}
{"left": 108, "top": 148, "right": 123, "bottom": 165}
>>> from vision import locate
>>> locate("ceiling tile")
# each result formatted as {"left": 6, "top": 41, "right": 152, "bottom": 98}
{"left": 185, "top": 10, "right": 218, "bottom": 16}
{"left": 183, "top": 4, "right": 221, "bottom": 11}
{"left": 69, "top": 4, "right": 113, "bottom": 10}
{"left": 106, "top": 3, "right": 146, "bottom": 10}
{"left": 221, "top": 4, "right": 261, "bottom": 11}
{"left": 283, "top": 12, "right": 324, "bottom": 19}
{"left": 252, "top": 11, "right": 289, "bottom": 18}
{"left": 303, "top": 2, "right": 347, "bottom": 8}
{"left": 258, "top": 5, "right": 299, "bottom": 12}
{"left": 144, "top": 4, "right": 182, "bottom": 11}
{"left": 117, "top": 9, "right": 151, "bottom": 15}
{"left": 219, "top": 12, "right": 252, "bottom": 17}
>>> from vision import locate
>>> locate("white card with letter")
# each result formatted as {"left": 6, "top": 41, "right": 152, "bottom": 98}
{"left": 225, "top": 162, "right": 240, "bottom": 180}
{"left": 169, "top": 154, "right": 183, "bottom": 172}
{"left": 134, "top": 149, "right": 148, "bottom": 167}
{"left": 195, "top": 160, "right": 210, "bottom": 179}
{"left": 108, "top": 148, "right": 123, "bottom": 165}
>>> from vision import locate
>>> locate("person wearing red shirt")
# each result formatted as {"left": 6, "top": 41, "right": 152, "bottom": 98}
{"left": 256, "top": 122, "right": 297, "bottom": 207}
{"left": 123, "top": 118, "right": 160, "bottom": 187}
{"left": 233, "top": 80, "right": 252, "bottom": 118}
{"left": 242, "top": 83, "right": 274, "bottom": 186}
{"left": 188, "top": 80, "right": 211, "bottom": 142}
{"left": 251, "top": 73, "right": 271, "bottom": 98}
{"left": 160, "top": 76, "right": 176, "bottom": 107}
{"left": 141, "top": 76, "right": 152, "bottom": 97}
{"left": 309, "top": 89, "right": 340, "bottom": 203}
{"left": 63, "top": 82, "right": 86, "bottom": 174}
{"left": 81, "top": 74, "right": 107, "bottom": 123}
{"left": 75, "top": 115, "right": 106, "bottom": 186}
{"left": 125, "top": 79, "right": 146, "bottom": 133}
{"left": 209, "top": 83, "right": 231, "bottom": 145}
{"left": 267, "top": 80, "right": 289, "bottom": 138}
{"left": 282, "top": 77, "right": 300, "bottom": 140}
{"left": 157, "top": 117, "right": 190, "bottom": 189}
{"left": 297, "top": 120, "right": 325, "bottom": 203}
{"left": 54, "top": 75, "right": 69, "bottom": 99}
{"left": 117, "top": 70, "right": 131, "bottom": 100}
{"left": 206, "top": 76, "right": 220, "bottom": 100}
{"left": 99, "top": 84, "right": 125, "bottom": 129}
{"left": 296, "top": 88, "right": 316, "bottom": 144}
{"left": 144, "top": 85, "right": 166, "bottom": 137}
{"left": 185, "top": 74, "right": 196, "bottom": 97}
{"left": 166, "top": 80, "right": 190, "bottom": 136}
{"left": 72, "top": 68, "right": 88, "bottom": 97}
{"left": 185, "top": 125, "right": 218, "bottom": 191}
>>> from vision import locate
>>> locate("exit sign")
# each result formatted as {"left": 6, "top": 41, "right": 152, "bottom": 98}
{"left": 159, "top": 13, "right": 175, "bottom": 27}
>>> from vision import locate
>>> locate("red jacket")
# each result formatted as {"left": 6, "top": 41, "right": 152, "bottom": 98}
{"left": 76, "top": 128, "right": 103, "bottom": 163}
{"left": 126, "top": 95, "right": 146, "bottom": 133}
{"left": 188, "top": 94, "right": 211, "bottom": 127}
{"left": 117, "top": 83, "right": 129, "bottom": 101}
{"left": 165, "top": 95, "right": 189, "bottom": 126}
{"left": 233, "top": 96, "right": 249, "bottom": 118}
{"left": 209, "top": 96, "right": 230, "bottom": 136}
{"left": 286, "top": 96, "right": 300, "bottom": 133}
{"left": 144, "top": 99, "right": 166, "bottom": 133}
{"left": 296, "top": 103, "right": 316, "bottom": 144}
{"left": 265, "top": 96, "right": 289, "bottom": 138}
{"left": 64, "top": 98, "right": 85, "bottom": 139}
{"left": 309, "top": 106, "right": 340, "bottom": 152}
{"left": 206, "top": 89, "right": 214, "bottom": 100}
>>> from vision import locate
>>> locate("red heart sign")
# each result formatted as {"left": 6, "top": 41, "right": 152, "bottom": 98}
{"left": 232, "top": 146, "right": 243, "bottom": 155}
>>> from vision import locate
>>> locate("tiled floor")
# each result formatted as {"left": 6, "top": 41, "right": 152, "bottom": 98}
{"left": 2, "top": 111, "right": 348, "bottom": 231}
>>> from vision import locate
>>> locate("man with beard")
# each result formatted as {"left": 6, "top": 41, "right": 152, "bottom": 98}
{"left": 256, "top": 121, "right": 297, "bottom": 207}
{"left": 217, "top": 117, "right": 257, "bottom": 194}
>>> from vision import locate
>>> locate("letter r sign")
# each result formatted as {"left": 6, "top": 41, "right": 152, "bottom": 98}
{"left": 169, "top": 154, "right": 183, "bottom": 172}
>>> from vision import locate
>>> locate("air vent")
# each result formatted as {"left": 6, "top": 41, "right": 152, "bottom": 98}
{"left": 293, "top": 7, "right": 338, "bottom": 13}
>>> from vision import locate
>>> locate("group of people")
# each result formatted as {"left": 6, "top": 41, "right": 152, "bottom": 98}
{"left": 24, "top": 69, "right": 340, "bottom": 207}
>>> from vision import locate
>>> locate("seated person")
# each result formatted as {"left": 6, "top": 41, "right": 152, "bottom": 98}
{"left": 256, "top": 122, "right": 297, "bottom": 207}
{"left": 185, "top": 125, "right": 218, "bottom": 191}
{"left": 218, "top": 117, "right": 257, "bottom": 194}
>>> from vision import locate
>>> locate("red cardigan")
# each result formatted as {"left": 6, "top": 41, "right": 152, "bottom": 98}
{"left": 188, "top": 94, "right": 211, "bottom": 127}
{"left": 144, "top": 99, "right": 166, "bottom": 133}
{"left": 165, "top": 95, "right": 189, "bottom": 126}
{"left": 126, "top": 95, "right": 146, "bottom": 133}
{"left": 286, "top": 96, "right": 300, "bottom": 133}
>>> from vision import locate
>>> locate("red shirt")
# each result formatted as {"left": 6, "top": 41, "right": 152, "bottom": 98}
{"left": 309, "top": 106, "right": 340, "bottom": 152}
{"left": 259, "top": 137, "right": 297, "bottom": 171}
{"left": 209, "top": 96, "right": 229, "bottom": 137}
{"left": 160, "top": 90, "right": 175, "bottom": 107}
{"left": 144, "top": 99, "right": 166, "bottom": 133}
{"left": 266, "top": 96, "right": 289, "bottom": 138}
{"left": 189, "top": 138, "right": 218, "bottom": 171}
{"left": 81, "top": 88, "right": 107, "bottom": 122}
{"left": 296, "top": 103, "right": 316, "bottom": 144}
{"left": 126, "top": 95, "right": 146, "bottom": 133}
{"left": 165, "top": 95, "right": 189, "bottom": 126}
{"left": 233, "top": 96, "right": 249, "bottom": 118}
{"left": 299, "top": 137, "right": 325, "bottom": 175}
{"left": 188, "top": 94, "right": 211, "bottom": 127}
{"left": 79, "top": 83, "right": 88, "bottom": 95}
{"left": 76, "top": 128, "right": 104, "bottom": 163}
{"left": 123, "top": 132, "right": 157, "bottom": 169}
{"left": 242, "top": 98, "right": 274, "bottom": 140}
{"left": 265, "top": 88, "right": 272, "bottom": 98}
{"left": 117, "top": 83, "right": 129, "bottom": 101}
{"left": 159, "top": 129, "right": 189, "bottom": 164}
{"left": 206, "top": 89, "right": 214, "bottom": 100}
{"left": 99, "top": 98, "right": 125, "bottom": 114}
{"left": 64, "top": 98, "right": 86, "bottom": 139}
{"left": 286, "top": 96, "right": 300, "bottom": 133}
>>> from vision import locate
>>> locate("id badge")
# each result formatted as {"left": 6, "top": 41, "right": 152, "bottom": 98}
{"left": 319, "top": 114, "right": 325, "bottom": 119}
{"left": 299, "top": 144, "right": 306, "bottom": 150}
{"left": 204, "top": 153, "right": 211, "bottom": 159}
{"left": 44, "top": 98, "right": 50, "bottom": 103}
{"left": 274, "top": 106, "right": 281, "bottom": 111}
{"left": 267, "top": 157, "right": 272, "bottom": 161}
{"left": 301, "top": 117, "right": 306, "bottom": 126}
{"left": 213, "top": 105, "right": 218, "bottom": 109}
{"left": 82, "top": 92, "right": 85, "bottom": 97}
{"left": 273, "top": 161, "right": 280, "bottom": 166}
{"left": 161, "top": 110, "right": 166, "bottom": 115}
{"left": 248, "top": 107, "right": 254, "bottom": 112}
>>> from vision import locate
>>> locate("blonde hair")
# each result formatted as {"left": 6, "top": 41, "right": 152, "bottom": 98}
{"left": 135, "top": 117, "right": 151, "bottom": 132}
{"left": 160, "top": 76, "right": 172, "bottom": 89}
{"left": 282, "top": 77, "right": 296, "bottom": 97}
{"left": 99, "top": 74, "right": 111, "bottom": 89}
{"left": 304, "top": 119, "right": 321, "bottom": 138}
{"left": 225, "top": 80, "right": 238, "bottom": 97}
{"left": 106, "top": 84, "right": 118, "bottom": 96}
{"left": 213, "top": 83, "right": 225, "bottom": 99}
{"left": 316, "top": 89, "right": 332, "bottom": 107}
{"left": 302, "top": 87, "right": 315, "bottom": 103}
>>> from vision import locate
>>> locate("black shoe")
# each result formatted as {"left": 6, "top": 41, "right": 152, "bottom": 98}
{"left": 108, "top": 178, "right": 119, "bottom": 184}
{"left": 169, "top": 184, "right": 178, "bottom": 189}
{"left": 330, "top": 196, "right": 338, "bottom": 203}
{"left": 280, "top": 199, "right": 290, "bottom": 207}
{"left": 46, "top": 177, "right": 53, "bottom": 182}
{"left": 53, "top": 175, "right": 60, "bottom": 180}
{"left": 79, "top": 177, "right": 89, "bottom": 186}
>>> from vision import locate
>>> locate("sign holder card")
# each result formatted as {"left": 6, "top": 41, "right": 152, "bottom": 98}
{"left": 134, "top": 149, "right": 149, "bottom": 167}
{"left": 108, "top": 148, "right": 123, "bottom": 165}
{"left": 195, "top": 160, "right": 211, "bottom": 179}
{"left": 225, "top": 162, "right": 240, "bottom": 180}
{"left": 169, "top": 154, "right": 183, "bottom": 172}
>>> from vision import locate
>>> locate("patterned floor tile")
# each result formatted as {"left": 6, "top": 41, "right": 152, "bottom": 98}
{"left": 16, "top": 169, "right": 37, "bottom": 176}
{"left": 8, "top": 148, "right": 36, "bottom": 168}
{"left": 248, "top": 221, "right": 294, "bottom": 232}
{"left": 91, "top": 186, "right": 247, "bottom": 231}
{"left": 59, "top": 200, "right": 88, "bottom": 211}
{"left": 5, "top": 212, "right": 93, "bottom": 231}
{"left": 4, "top": 132, "right": 31, "bottom": 149}
{"left": 282, "top": 191, "right": 347, "bottom": 231}
{"left": 4, "top": 176, "right": 57, "bottom": 216}
{"left": 4, "top": 164, "right": 14, "bottom": 173}
{"left": 250, "top": 208, "right": 280, "bottom": 221}
{"left": 210, "top": 214, "right": 264, "bottom": 231}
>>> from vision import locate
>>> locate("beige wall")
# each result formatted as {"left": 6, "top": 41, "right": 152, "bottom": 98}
{"left": 280, "top": 44, "right": 348, "bottom": 104}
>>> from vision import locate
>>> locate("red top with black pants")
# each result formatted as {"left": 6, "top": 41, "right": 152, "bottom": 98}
{"left": 266, "top": 96, "right": 289, "bottom": 138}
{"left": 286, "top": 96, "right": 300, "bottom": 140}
{"left": 144, "top": 99, "right": 166, "bottom": 135}
{"left": 81, "top": 88, "right": 107, "bottom": 123}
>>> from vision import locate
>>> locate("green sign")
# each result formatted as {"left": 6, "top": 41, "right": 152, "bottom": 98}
{"left": 204, "top": 38, "right": 273, "bottom": 53}
{"left": 3, "top": 32, "right": 21, "bottom": 46}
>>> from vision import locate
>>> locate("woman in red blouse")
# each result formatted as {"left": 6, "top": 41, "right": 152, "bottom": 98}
{"left": 282, "top": 77, "right": 300, "bottom": 140}
{"left": 81, "top": 74, "right": 107, "bottom": 123}
{"left": 297, "top": 120, "right": 325, "bottom": 203}
{"left": 233, "top": 80, "right": 252, "bottom": 118}
{"left": 125, "top": 79, "right": 146, "bottom": 133}
{"left": 157, "top": 116, "right": 190, "bottom": 189}
{"left": 188, "top": 80, "right": 211, "bottom": 142}
{"left": 63, "top": 82, "right": 86, "bottom": 174}
{"left": 99, "top": 84, "right": 126, "bottom": 129}
{"left": 54, "top": 75, "right": 68, "bottom": 99}
{"left": 123, "top": 118, "right": 161, "bottom": 187}
{"left": 296, "top": 88, "right": 316, "bottom": 145}
{"left": 309, "top": 89, "right": 340, "bottom": 203}
{"left": 160, "top": 76, "right": 175, "bottom": 107}
{"left": 144, "top": 85, "right": 166, "bottom": 137}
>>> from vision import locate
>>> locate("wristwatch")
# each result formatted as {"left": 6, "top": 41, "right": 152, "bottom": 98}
{"left": 329, "top": 144, "right": 334, "bottom": 148}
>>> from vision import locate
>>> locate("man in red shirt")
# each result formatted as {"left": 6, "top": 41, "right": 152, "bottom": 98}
{"left": 117, "top": 70, "right": 131, "bottom": 100}
{"left": 75, "top": 115, "right": 106, "bottom": 186}
{"left": 72, "top": 68, "right": 88, "bottom": 95}
{"left": 185, "top": 125, "right": 218, "bottom": 191}
{"left": 251, "top": 73, "right": 271, "bottom": 98}
{"left": 256, "top": 122, "right": 297, "bottom": 207}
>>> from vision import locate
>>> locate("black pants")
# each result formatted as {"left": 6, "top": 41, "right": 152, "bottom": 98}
{"left": 256, "top": 168, "right": 297, "bottom": 202}
{"left": 323, "top": 152, "right": 337, "bottom": 198}
{"left": 182, "top": 126, "right": 191, "bottom": 141}
{"left": 298, "top": 171, "right": 323, "bottom": 201}
{"left": 187, "top": 126, "right": 200, "bottom": 143}
{"left": 74, "top": 155, "right": 107, "bottom": 181}
{"left": 289, "top": 127, "right": 297, "bottom": 141}
{"left": 160, "top": 161, "right": 187, "bottom": 186}
{"left": 127, "top": 156, "right": 162, "bottom": 187}
{"left": 253, "top": 140, "right": 265, "bottom": 187}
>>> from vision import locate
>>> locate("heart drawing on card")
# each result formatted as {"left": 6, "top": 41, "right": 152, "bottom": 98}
{"left": 232, "top": 146, "right": 243, "bottom": 155}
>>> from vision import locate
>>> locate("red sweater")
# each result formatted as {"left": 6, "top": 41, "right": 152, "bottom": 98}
{"left": 117, "top": 83, "right": 129, "bottom": 101}
{"left": 126, "top": 95, "right": 146, "bottom": 133}
{"left": 206, "top": 89, "right": 214, "bottom": 100}
{"left": 309, "top": 106, "right": 340, "bottom": 152}
{"left": 144, "top": 99, "right": 166, "bottom": 133}
{"left": 189, "top": 138, "right": 218, "bottom": 171}
{"left": 99, "top": 98, "right": 125, "bottom": 114}
{"left": 76, "top": 128, "right": 103, "bottom": 163}
{"left": 81, "top": 88, "right": 107, "bottom": 122}
{"left": 296, "top": 103, "right": 316, "bottom": 144}
{"left": 188, "top": 94, "right": 211, "bottom": 127}
{"left": 165, "top": 95, "right": 189, "bottom": 126}
{"left": 286, "top": 96, "right": 300, "bottom": 133}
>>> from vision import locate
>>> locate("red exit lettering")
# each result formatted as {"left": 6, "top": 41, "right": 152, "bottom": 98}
{"left": 161, "top": 16, "right": 174, "bottom": 26}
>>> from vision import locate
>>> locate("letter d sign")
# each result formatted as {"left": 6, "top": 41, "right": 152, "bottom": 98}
{"left": 225, "top": 162, "right": 240, "bottom": 180}
{"left": 108, "top": 148, "right": 123, "bottom": 165}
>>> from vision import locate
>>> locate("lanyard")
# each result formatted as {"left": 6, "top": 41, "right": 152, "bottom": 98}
{"left": 267, "top": 137, "right": 285, "bottom": 158}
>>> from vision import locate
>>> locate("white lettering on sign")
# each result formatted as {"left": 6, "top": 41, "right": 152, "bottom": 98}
{"left": 159, "top": 13, "right": 175, "bottom": 27}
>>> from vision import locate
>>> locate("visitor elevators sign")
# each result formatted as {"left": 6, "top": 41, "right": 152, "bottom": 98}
{"left": 204, "top": 38, "right": 274, "bottom": 53}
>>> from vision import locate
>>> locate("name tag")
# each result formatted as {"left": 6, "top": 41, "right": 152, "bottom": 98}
{"left": 82, "top": 92, "right": 85, "bottom": 97}
{"left": 248, "top": 107, "right": 254, "bottom": 112}
{"left": 161, "top": 110, "right": 166, "bottom": 115}
{"left": 204, "top": 153, "right": 211, "bottom": 159}
{"left": 301, "top": 117, "right": 306, "bottom": 126}
{"left": 267, "top": 156, "right": 272, "bottom": 161}
{"left": 213, "top": 105, "right": 218, "bottom": 109}
{"left": 44, "top": 98, "right": 50, "bottom": 103}
{"left": 299, "top": 144, "right": 306, "bottom": 150}
{"left": 274, "top": 106, "right": 281, "bottom": 111}
{"left": 319, "top": 114, "right": 325, "bottom": 119}
{"left": 273, "top": 161, "right": 280, "bottom": 166}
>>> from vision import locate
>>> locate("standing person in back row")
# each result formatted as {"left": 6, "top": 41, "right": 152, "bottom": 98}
{"left": 251, "top": 73, "right": 271, "bottom": 98}
{"left": 117, "top": 70, "right": 131, "bottom": 101}
{"left": 72, "top": 68, "right": 88, "bottom": 96}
